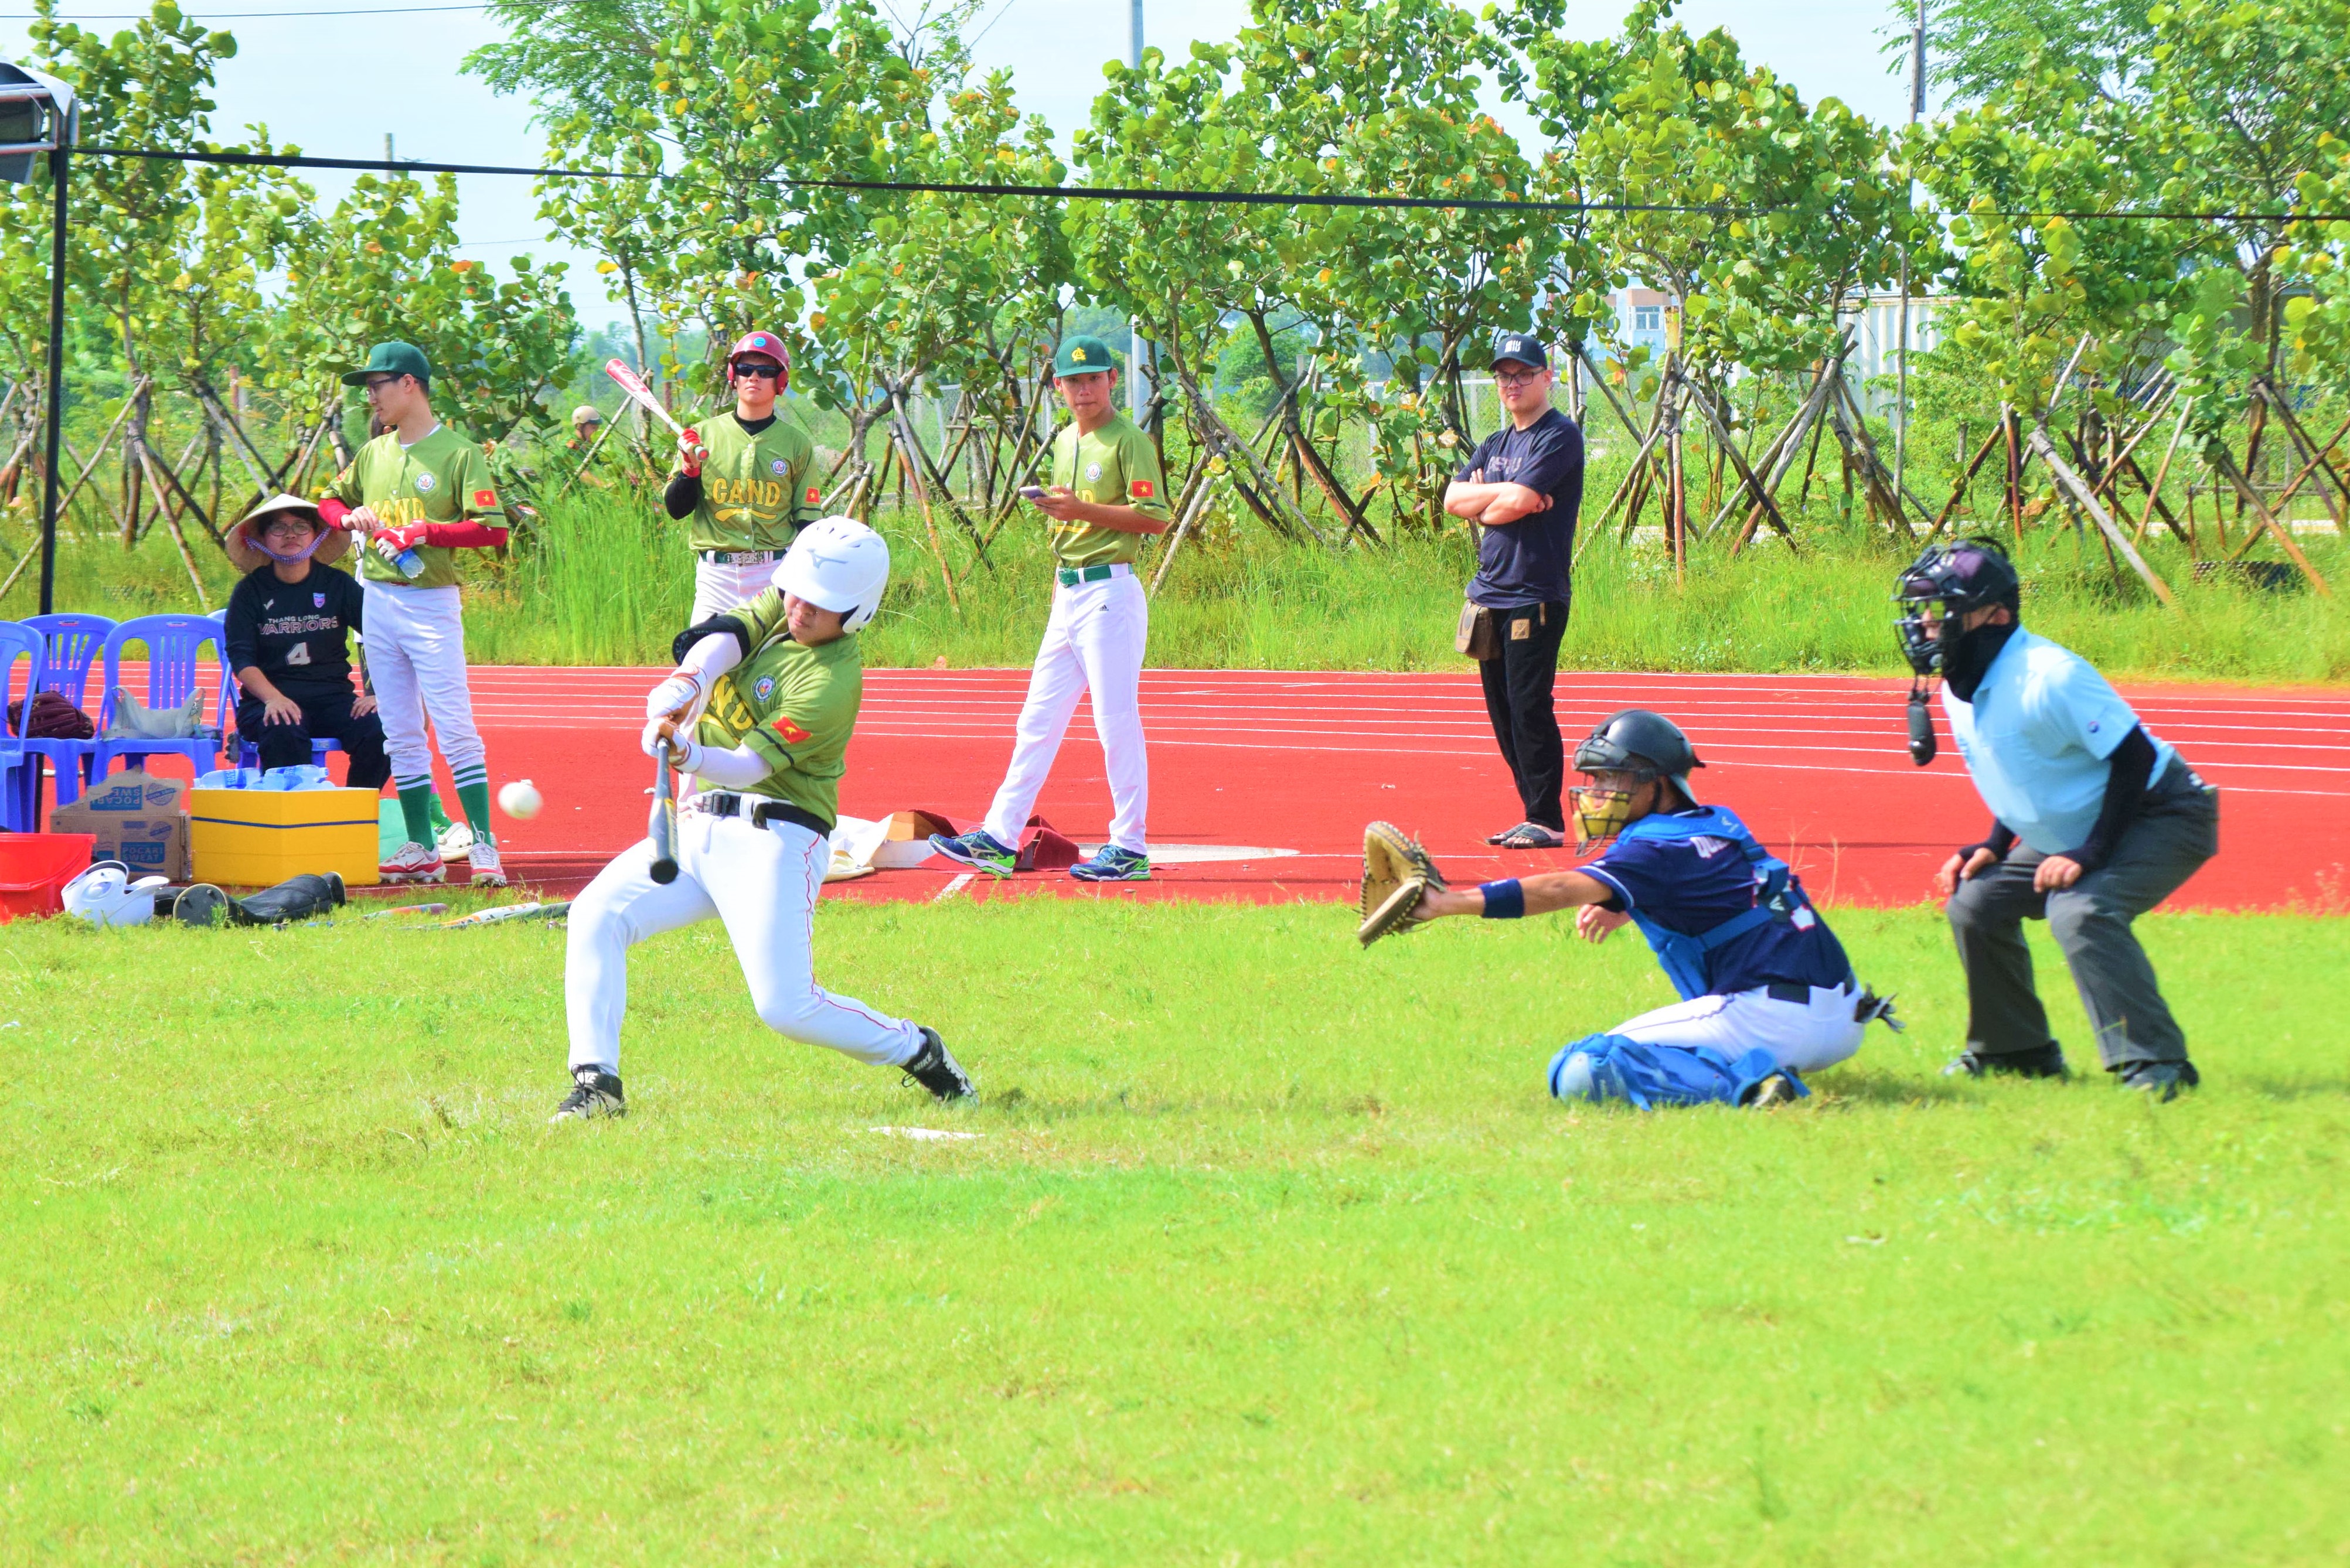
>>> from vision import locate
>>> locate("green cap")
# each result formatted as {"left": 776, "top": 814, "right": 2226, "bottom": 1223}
{"left": 1051, "top": 335, "right": 1119, "bottom": 378}
{"left": 339, "top": 340, "right": 433, "bottom": 387}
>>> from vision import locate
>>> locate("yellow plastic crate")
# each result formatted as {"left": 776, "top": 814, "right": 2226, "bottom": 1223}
{"left": 188, "top": 788, "right": 382, "bottom": 888}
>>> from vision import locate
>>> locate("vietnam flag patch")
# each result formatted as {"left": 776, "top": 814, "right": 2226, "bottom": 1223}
{"left": 471, "top": 488, "right": 498, "bottom": 509}
{"left": 804, "top": 485, "right": 820, "bottom": 505}
{"left": 1129, "top": 479, "right": 1155, "bottom": 499}
{"left": 772, "top": 716, "right": 811, "bottom": 744}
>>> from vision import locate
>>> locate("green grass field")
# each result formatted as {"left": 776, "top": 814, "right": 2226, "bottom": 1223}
{"left": 5, "top": 898, "right": 2345, "bottom": 1563}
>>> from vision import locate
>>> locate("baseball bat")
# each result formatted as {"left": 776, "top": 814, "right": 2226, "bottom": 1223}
{"left": 649, "top": 738, "right": 680, "bottom": 884}
{"left": 604, "top": 357, "right": 694, "bottom": 441}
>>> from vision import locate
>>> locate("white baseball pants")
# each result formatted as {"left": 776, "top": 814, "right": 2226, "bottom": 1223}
{"left": 1608, "top": 984, "right": 1865, "bottom": 1076}
{"left": 690, "top": 554, "right": 784, "bottom": 624}
{"left": 360, "top": 580, "right": 486, "bottom": 794}
{"left": 566, "top": 807, "right": 922, "bottom": 1075}
{"left": 983, "top": 570, "right": 1150, "bottom": 853}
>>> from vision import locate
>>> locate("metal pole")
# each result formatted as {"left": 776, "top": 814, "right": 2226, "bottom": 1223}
{"left": 1893, "top": 0, "right": 1925, "bottom": 505}
{"left": 37, "top": 132, "right": 68, "bottom": 615}
{"left": 1127, "top": 0, "right": 1145, "bottom": 420}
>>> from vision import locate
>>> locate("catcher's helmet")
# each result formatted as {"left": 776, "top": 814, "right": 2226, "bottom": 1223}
{"left": 1574, "top": 709, "right": 1704, "bottom": 796}
{"left": 1892, "top": 537, "right": 2019, "bottom": 676}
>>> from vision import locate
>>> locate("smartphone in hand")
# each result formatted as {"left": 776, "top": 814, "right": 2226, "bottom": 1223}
{"left": 1018, "top": 485, "right": 1047, "bottom": 500}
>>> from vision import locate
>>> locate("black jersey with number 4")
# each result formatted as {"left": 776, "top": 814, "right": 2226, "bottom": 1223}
{"left": 223, "top": 564, "right": 366, "bottom": 698}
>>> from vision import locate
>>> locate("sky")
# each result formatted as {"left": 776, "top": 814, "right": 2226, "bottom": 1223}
{"left": 1, "top": 0, "right": 1926, "bottom": 328}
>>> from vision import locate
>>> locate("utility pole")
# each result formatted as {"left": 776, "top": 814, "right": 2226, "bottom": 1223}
{"left": 384, "top": 131, "right": 394, "bottom": 165}
{"left": 1128, "top": 0, "right": 1146, "bottom": 418}
{"left": 1894, "top": 0, "right": 1926, "bottom": 505}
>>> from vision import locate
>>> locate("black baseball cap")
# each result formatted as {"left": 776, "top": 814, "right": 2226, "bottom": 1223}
{"left": 1490, "top": 332, "right": 1549, "bottom": 371}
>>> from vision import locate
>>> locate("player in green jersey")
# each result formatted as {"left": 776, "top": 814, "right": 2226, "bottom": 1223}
{"left": 665, "top": 328, "right": 823, "bottom": 621}
{"left": 930, "top": 333, "right": 1171, "bottom": 882}
{"left": 315, "top": 342, "right": 510, "bottom": 887}
{"left": 554, "top": 516, "right": 974, "bottom": 1120}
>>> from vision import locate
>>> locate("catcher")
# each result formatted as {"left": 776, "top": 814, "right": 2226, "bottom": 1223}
{"left": 1358, "top": 710, "right": 1897, "bottom": 1109}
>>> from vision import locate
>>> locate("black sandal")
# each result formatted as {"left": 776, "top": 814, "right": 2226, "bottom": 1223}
{"left": 1493, "top": 822, "right": 1565, "bottom": 850}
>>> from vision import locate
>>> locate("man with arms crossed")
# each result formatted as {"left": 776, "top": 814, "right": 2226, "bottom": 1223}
{"left": 1895, "top": 539, "right": 2218, "bottom": 1099}
{"left": 1443, "top": 332, "right": 1584, "bottom": 850}
{"left": 554, "top": 517, "right": 974, "bottom": 1120}
{"left": 666, "top": 330, "right": 823, "bottom": 621}
{"left": 928, "top": 334, "right": 1170, "bottom": 882}
{"left": 318, "top": 342, "right": 509, "bottom": 887}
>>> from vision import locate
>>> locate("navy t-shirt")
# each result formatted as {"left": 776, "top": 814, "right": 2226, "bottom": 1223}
{"left": 1455, "top": 408, "right": 1582, "bottom": 608}
{"left": 1581, "top": 810, "right": 1852, "bottom": 996}
{"left": 223, "top": 564, "right": 365, "bottom": 701}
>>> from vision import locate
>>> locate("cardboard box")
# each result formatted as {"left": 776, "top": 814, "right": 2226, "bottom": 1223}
{"left": 47, "top": 769, "right": 190, "bottom": 881}
{"left": 189, "top": 786, "right": 382, "bottom": 888}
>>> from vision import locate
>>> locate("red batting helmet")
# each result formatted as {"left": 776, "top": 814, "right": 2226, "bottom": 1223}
{"left": 726, "top": 329, "right": 791, "bottom": 384}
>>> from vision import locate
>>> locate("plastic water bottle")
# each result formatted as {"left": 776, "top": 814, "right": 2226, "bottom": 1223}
{"left": 390, "top": 546, "right": 427, "bottom": 579}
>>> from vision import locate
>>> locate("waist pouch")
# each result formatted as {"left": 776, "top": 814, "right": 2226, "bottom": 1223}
{"left": 1456, "top": 602, "right": 1499, "bottom": 661}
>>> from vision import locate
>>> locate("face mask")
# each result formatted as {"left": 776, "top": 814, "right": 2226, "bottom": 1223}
{"left": 1941, "top": 619, "right": 2018, "bottom": 704}
{"left": 1571, "top": 776, "right": 1647, "bottom": 854}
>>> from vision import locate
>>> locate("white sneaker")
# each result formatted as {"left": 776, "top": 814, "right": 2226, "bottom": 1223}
{"left": 468, "top": 838, "right": 507, "bottom": 888}
{"left": 436, "top": 819, "right": 475, "bottom": 858}
{"left": 380, "top": 840, "right": 447, "bottom": 884}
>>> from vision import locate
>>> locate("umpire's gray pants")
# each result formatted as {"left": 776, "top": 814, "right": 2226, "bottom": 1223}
{"left": 1945, "top": 766, "right": 2219, "bottom": 1071}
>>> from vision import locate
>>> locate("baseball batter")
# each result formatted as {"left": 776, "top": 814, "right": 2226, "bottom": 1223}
{"left": 665, "top": 329, "right": 823, "bottom": 622}
{"left": 316, "top": 341, "right": 509, "bottom": 887}
{"left": 928, "top": 334, "right": 1169, "bottom": 882}
{"left": 553, "top": 516, "right": 975, "bottom": 1120}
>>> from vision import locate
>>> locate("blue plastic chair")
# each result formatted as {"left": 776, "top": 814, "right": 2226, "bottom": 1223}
{"left": 217, "top": 660, "right": 343, "bottom": 772}
{"left": 94, "top": 615, "right": 230, "bottom": 780}
{"left": 18, "top": 612, "right": 114, "bottom": 809}
{"left": 0, "top": 621, "right": 41, "bottom": 831}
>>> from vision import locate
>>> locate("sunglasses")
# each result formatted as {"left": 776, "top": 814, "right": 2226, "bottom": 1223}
{"left": 733, "top": 362, "right": 785, "bottom": 380}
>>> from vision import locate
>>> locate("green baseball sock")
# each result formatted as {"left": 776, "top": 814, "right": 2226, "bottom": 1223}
{"left": 456, "top": 781, "right": 495, "bottom": 849}
{"left": 398, "top": 783, "right": 434, "bottom": 847}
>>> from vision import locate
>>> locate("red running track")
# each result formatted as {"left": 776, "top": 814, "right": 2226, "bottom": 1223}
{"left": 401, "top": 666, "right": 2348, "bottom": 912}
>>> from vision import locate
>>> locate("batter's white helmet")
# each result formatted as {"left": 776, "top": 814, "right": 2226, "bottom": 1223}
{"left": 62, "top": 861, "right": 171, "bottom": 927}
{"left": 775, "top": 516, "right": 890, "bottom": 633}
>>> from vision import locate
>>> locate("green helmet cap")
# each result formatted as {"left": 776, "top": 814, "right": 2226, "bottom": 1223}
{"left": 339, "top": 341, "right": 433, "bottom": 387}
{"left": 1051, "top": 335, "right": 1119, "bottom": 378}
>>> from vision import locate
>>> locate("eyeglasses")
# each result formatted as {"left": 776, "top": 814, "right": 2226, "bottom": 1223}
{"left": 733, "top": 362, "right": 785, "bottom": 380}
{"left": 259, "top": 519, "right": 317, "bottom": 537}
{"left": 1493, "top": 369, "right": 1547, "bottom": 388}
{"left": 360, "top": 376, "right": 403, "bottom": 397}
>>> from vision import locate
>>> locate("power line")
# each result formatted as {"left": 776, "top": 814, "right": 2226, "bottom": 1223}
{"left": 67, "top": 144, "right": 2350, "bottom": 225}
{"left": 5, "top": 0, "right": 569, "bottom": 15}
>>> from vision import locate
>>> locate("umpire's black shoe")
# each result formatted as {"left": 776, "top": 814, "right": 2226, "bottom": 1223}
{"left": 1943, "top": 1042, "right": 2070, "bottom": 1079}
{"left": 901, "top": 1027, "right": 976, "bottom": 1102}
{"left": 2117, "top": 1059, "right": 2200, "bottom": 1102}
{"left": 551, "top": 1065, "right": 626, "bottom": 1122}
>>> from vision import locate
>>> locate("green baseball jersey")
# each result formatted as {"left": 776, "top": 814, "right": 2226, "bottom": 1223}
{"left": 692, "top": 587, "right": 863, "bottom": 829}
{"left": 325, "top": 425, "right": 502, "bottom": 590}
{"left": 686, "top": 410, "right": 822, "bottom": 553}
{"left": 1045, "top": 412, "right": 1171, "bottom": 570}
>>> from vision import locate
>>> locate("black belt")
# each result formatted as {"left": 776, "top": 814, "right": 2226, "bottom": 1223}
{"left": 693, "top": 791, "right": 830, "bottom": 837}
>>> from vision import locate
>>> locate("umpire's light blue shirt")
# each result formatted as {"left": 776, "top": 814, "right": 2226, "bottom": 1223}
{"left": 1940, "top": 628, "right": 2176, "bottom": 856}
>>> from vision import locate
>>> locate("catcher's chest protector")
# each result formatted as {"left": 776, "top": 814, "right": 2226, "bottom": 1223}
{"left": 1615, "top": 807, "right": 1814, "bottom": 1001}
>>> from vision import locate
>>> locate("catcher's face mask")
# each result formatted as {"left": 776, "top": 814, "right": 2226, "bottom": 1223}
{"left": 1572, "top": 768, "right": 1654, "bottom": 855}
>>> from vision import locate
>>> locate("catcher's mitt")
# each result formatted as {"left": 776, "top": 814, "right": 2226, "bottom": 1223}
{"left": 1357, "top": 821, "right": 1447, "bottom": 947}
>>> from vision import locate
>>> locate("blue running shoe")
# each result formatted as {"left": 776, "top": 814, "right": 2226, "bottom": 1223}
{"left": 928, "top": 828, "right": 1017, "bottom": 877}
{"left": 1068, "top": 844, "right": 1152, "bottom": 882}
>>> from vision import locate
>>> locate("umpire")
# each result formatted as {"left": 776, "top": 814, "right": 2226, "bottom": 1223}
{"left": 1895, "top": 539, "right": 2219, "bottom": 1099}
{"left": 1443, "top": 332, "right": 1585, "bottom": 849}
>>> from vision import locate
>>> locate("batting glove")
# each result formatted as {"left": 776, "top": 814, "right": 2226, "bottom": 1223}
{"left": 677, "top": 431, "right": 708, "bottom": 478}
{"left": 373, "top": 522, "right": 429, "bottom": 554}
{"left": 645, "top": 673, "right": 702, "bottom": 720}
{"left": 639, "top": 715, "right": 703, "bottom": 772}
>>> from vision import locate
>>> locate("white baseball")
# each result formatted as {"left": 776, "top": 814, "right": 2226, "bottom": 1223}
{"left": 498, "top": 779, "right": 544, "bottom": 820}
